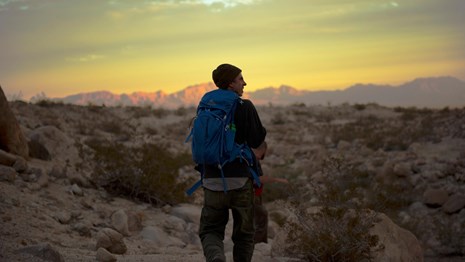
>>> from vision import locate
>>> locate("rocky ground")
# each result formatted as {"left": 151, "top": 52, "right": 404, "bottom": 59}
{"left": 1, "top": 96, "right": 464, "bottom": 261}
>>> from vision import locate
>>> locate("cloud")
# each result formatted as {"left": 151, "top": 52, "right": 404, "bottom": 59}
{"left": 66, "top": 54, "right": 105, "bottom": 63}
{"left": 196, "top": 0, "right": 261, "bottom": 8}
{"left": 0, "top": 0, "right": 29, "bottom": 11}
{"left": 106, "top": 0, "right": 262, "bottom": 14}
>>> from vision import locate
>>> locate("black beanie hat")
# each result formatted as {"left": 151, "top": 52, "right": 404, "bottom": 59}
{"left": 212, "top": 64, "right": 242, "bottom": 89}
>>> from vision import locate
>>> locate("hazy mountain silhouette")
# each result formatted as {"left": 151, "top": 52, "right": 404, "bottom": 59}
{"left": 56, "top": 76, "right": 465, "bottom": 108}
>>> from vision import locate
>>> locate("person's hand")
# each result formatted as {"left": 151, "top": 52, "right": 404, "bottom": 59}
{"left": 252, "top": 141, "right": 267, "bottom": 160}
{"left": 274, "top": 178, "right": 289, "bottom": 184}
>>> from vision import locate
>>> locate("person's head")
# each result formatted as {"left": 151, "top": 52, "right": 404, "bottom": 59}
{"left": 212, "top": 63, "right": 247, "bottom": 96}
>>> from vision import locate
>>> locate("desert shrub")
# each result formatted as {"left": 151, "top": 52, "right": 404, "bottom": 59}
{"left": 88, "top": 140, "right": 191, "bottom": 206}
{"left": 126, "top": 105, "right": 152, "bottom": 118}
{"left": 271, "top": 112, "right": 286, "bottom": 125}
{"left": 286, "top": 206, "right": 380, "bottom": 262}
{"left": 283, "top": 156, "right": 380, "bottom": 261}
{"left": 319, "top": 155, "right": 414, "bottom": 215}
{"left": 314, "top": 112, "right": 334, "bottom": 123}
{"left": 33, "top": 95, "right": 65, "bottom": 108}
{"left": 88, "top": 103, "right": 106, "bottom": 112}
{"left": 145, "top": 126, "right": 158, "bottom": 135}
{"left": 99, "top": 120, "right": 126, "bottom": 135}
{"left": 353, "top": 103, "right": 366, "bottom": 111}
{"left": 175, "top": 106, "right": 189, "bottom": 116}
{"left": 152, "top": 107, "right": 169, "bottom": 118}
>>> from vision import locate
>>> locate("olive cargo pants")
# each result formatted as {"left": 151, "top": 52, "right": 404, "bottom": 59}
{"left": 199, "top": 179, "right": 255, "bottom": 262}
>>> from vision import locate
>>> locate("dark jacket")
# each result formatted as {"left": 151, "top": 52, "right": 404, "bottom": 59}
{"left": 204, "top": 99, "right": 266, "bottom": 179}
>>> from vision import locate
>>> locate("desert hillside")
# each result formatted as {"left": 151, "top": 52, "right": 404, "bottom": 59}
{"left": 1, "top": 97, "right": 464, "bottom": 261}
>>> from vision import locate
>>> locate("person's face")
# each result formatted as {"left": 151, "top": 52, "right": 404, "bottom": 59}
{"left": 228, "top": 73, "right": 246, "bottom": 97}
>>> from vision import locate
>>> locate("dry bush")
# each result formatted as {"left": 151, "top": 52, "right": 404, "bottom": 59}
{"left": 283, "top": 156, "right": 381, "bottom": 261}
{"left": 87, "top": 139, "right": 192, "bottom": 206}
{"left": 286, "top": 206, "right": 380, "bottom": 262}
{"left": 126, "top": 105, "right": 153, "bottom": 118}
{"left": 152, "top": 107, "right": 169, "bottom": 118}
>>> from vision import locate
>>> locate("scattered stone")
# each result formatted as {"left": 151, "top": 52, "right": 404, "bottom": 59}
{"left": 443, "top": 194, "right": 465, "bottom": 214}
{"left": 68, "top": 171, "right": 89, "bottom": 188}
{"left": 37, "top": 173, "right": 49, "bottom": 188}
{"left": 49, "top": 165, "right": 67, "bottom": 179}
{"left": 72, "top": 222, "right": 92, "bottom": 237}
{"left": 0, "top": 165, "right": 17, "bottom": 182}
{"left": 140, "top": 226, "right": 185, "bottom": 247}
{"left": 70, "top": 183, "right": 83, "bottom": 196}
{"left": 96, "top": 228, "right": 127, "bottom": 255}
{"left": 393, "top": 162, "right": 413, "bottom": 177}
{"left": 54, "top": 211, "right": 72, "bottom": 224}
{"left": 170, "top": 204, "right": 201, "bottom": 224}
{"left": 126, "top": 211, "right": 143, "bottom": 232}
{"left": 111, "top": 209, "right": 130, "bottom": 236}
{"left": 423, "top": 188, "right": 449, "bottom": 207}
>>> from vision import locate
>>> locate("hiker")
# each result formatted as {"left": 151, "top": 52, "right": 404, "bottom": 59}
{"left": 197, "top": 64, "right": 267, "bottom": 262}
{"left": 251, "top": 140, "right": 289, "bottom": 244}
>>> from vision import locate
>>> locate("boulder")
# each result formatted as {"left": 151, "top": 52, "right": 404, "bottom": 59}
{"left": 0, "top": 86, "right": 29, "bottom": 159}
{"left": 423, "top": 188, "right": 449, "bottom": 207}
{"left": 170, "top": 203, "right": 202, "bottom": 224}
{"left": 111, "top": 209, "right": 130, "bottom": 236}
{"left": 96, "top": 228, "right": 127, "bottom": 255}
{"left": 443, "top": 194, "right": 465, "bottom": 214}
{"left": 370, "top": 213, "right": 423, "bottom": 262}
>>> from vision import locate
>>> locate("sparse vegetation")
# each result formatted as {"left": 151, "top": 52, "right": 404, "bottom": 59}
{"left": 7, "top": 100, "right": 465, "bottom": 260}
{"left": 283, "top": 156, "right": 381, "bottom": 261}
{"left": 87, "top": 139, "right": 192, "bottom": 206}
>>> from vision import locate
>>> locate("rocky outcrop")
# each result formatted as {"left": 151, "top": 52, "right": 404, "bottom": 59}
{"left": 0, "top": 86, "right": 29, "bottom": 159}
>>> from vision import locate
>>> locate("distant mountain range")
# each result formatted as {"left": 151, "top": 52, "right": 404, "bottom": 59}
{"left": 55, "top": 76, "right": 465, "bottom": 108}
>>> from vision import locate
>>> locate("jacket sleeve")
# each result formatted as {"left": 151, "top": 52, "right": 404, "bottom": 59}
{"left": 235, "top": 99, "right": 267, "bottom": 149}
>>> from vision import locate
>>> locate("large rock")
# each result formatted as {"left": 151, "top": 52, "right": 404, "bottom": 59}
{"left": 96, "top": 228, "right": 127, "bottom": 255}
{"left": 170, "top": 203, "right": 202, "bottom": 224}
{"left": 0, "top": 86, "right": 29, "bottom": 159}
{"left": 370, "top": 213, "right": 423, "bottom": 262}
{"left": 110, "top": 209, "right": 130, "bottom": 236}
{"left": 442, "top": 194, "right": 465, "bottom": 214}
{"left": 423, "top": 188, "right": 449, "bottom": 207}
{"left": 28, "top": 125, "right": 82, "bottom": 173}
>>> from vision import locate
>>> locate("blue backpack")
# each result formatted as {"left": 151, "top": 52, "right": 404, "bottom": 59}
{"left": 185, "top": 89, "right": 261, "bottom": 195}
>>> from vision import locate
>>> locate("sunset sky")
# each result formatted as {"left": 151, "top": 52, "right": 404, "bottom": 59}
{"left": 1, "top": 0, "right": 464, "bottom": 100}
